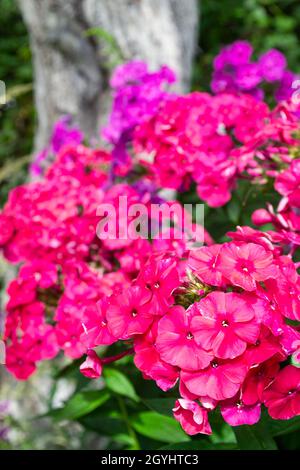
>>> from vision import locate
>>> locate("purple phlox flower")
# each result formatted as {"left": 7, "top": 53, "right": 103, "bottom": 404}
{"left": 30, "top": 116, "right": 83, "bottom": 177}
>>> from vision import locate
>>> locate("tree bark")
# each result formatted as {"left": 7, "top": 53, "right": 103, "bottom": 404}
{"left": 18, "top": 0, "right": 199, "bottom": 152}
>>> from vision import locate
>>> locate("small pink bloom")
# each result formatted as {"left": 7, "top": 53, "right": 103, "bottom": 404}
{"left": 293, "top": 347, "right": 300, "bottom": 364}
{"left": 196, "top": 171, "right": 232, "bottom": 208}
{"left": 19, "top": 261, "right": 58, "bottom": 289}
{"left": 116, "top": 239, "right": 152, "bottom": 274}
{"left": 226, "top": 225, "right": 278, "bottom": 253}
{"left": 106, "top": 285, "right": 153, "bottom": 338}
{"left": 219, "top": 242, "right": 278, "bottom": 291}
{"left": 6, "top": 278, "right": 37, "bottom": 310}
{"left": 80, "top": 350, "right": 103, "bottom": 379}
{"left": 200, "top": 396, "right": 218, "bottom": 410}
{"left": 134, "top": 323, "right": 179, "bottom": 391}
{"left": 179, "top": 379, "right": 199, "bottom": 401}
{"left": 244, "top": 325, "right": 283, "bottom": 365}
{"left": 173, "top": 399, "right": 212, "bottom": 435}
{"left": 275, "top": 159, "right": 300, "bottom": 197}
{"left": 56, "top": 317, "right": 87, "bottom": 359}
{"left": 280, "top": 325, "right": 300, "bottom": 359}
{"left": 80, "top": 298, "right": 117, "bottom": 348}
{"left": 190, "top": 292, "right": 259, "bottom": 360}
{"left": 220, "top": 396, "right": 261, "bottom": 426}
{"left": 156, "top": 306, "right": 213, "bottom": 371}
{"left": 5, "top": 341, "right": 37, "bottom": 380}
{"left": 248, "top": 293, "right": 284, "bottom": 338}
{"left": 29, "top": 324, "right": 59, "bottom": 361}
{"left": 134, "top": 338, "right": 179, "bottom": 391}
{"left": 136, "top": 256, "right": 180, "bottom": 313}
{"left": 181, "top": 356, "right": 248, "bottom": 401}
{"left": 252, "top": 209, "right": 273, "bottom": 226}
{"left": 188, "top": 245, "right": 224, "bottom": 286}
{"left": 0, "top": 214, "right": 14, "bottom": 245}
{"left": 242, "top": 358, "right": 280, "bottom": 406}
{"left": 264, "top": 365, "right": 300, "bottom": 420}
{"left": 265, "top": 270, "right": 300, "bottom": 322}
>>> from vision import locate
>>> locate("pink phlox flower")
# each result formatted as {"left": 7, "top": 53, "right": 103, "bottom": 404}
{"left": 106, "top": 285, "right": 154, "bottom": 338}
{"left": 242, "top": 358, "right": 280, "bottom": 406}
{"left": 156, "top": 305, "right": 213, "bottom": 371}
{"left": 220, "top": 393, "right": 261, "bottom": 426}
{"left": 219, "top": 242, "right": 279, "bottom": 291}
{"left": 136, "top": 255, "right": 180, "bottom": 314}
{"left": 181, "top": 355, "right": 249, "bottom": 401}
{"left": 188, "top": 244, "right": 224, "bottom": 287}
{"left": 263, "top": 365, "right": 300, "bottom": 420}
{"left": 173, "top": 399, "right": 212, "bottom": 435}
{"left": 80, "top": 298, "right": 117, "bottom": 349}
{"left": 190, "top": 292, "right": 259, "bottom": 360}
{"left": 80, "top": 350, "right": 103, "bottom": 379}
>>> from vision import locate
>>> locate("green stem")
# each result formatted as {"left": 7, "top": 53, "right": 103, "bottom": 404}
{"left": 116, "top": 395, "right": 140, "bottom": 450}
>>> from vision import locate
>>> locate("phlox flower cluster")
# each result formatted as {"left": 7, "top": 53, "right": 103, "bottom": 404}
{"left": 211, "top": 40, "right": 298, "bottom": 102}
{"left": 99, "top": 46, "right": 300, "bottom": 208}
{"left": 236, "top": 99, "right": 300, "bottom": 250}
{"left": 102, "top": 61, "right": 175, "bottom": 179}
{"left": 1, "top": 44, "right": 300, "bottom": 440}
{"left": 233, "top": 99, "right": 300, "bottom": 184}
{"left": 79, "top": 226, "right": 300, "bottom": 435}
{"left": 252, "top": 157, "right": 300, "bottom": 251}
{"left": 134, "top": 93, "right": 300, "bottom": 207}
{"left": 1, "top": 141, "right": 206, "bottom": 379}
{"left": 30, "top": 116, "right": 83, "bottom": 177}
{"left": 133, "top": 92, "right": 270, "bottom": 207}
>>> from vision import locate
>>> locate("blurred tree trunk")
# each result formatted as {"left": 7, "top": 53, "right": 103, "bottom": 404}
{"left": 18, "top": 0, "right": 199, "bottom": 152}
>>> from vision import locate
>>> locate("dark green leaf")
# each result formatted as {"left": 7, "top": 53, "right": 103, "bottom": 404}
{"left": 48, "top": 390, "right": 109, "bottom": 421}
{"left": 104, "top": 367, "right": 139, "bottom": 402}
{"left": 268, "top": 416, "right": 300, "bottom": 437}
{"left": 54, "top": 359, "right": 82, "bottom": 379}
{"left": 80, "top": 412, "right": 126, "bottom": 436}
{"left": 210, "top": 423, "right": 236, "bottom": 444}
{"left": 132, "top": 411, "right": 189, "bottom": 443}
{"left": 226, "top": 197, "right": 240, "bottom": 224}
{"left": 234, "top": 422, "right": 277, "bottom": 450}
{"left": 142, "top": 398, "right": 175, "bottom": 417}
{"left": 112, "top": 433, "right": 136, "bottom": 447}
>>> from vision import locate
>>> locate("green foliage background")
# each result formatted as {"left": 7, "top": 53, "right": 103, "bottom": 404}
{"left": 0, "top": 0, "right": 33, "bottom": 204}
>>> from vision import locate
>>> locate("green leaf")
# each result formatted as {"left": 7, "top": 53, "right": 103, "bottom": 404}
{"left": 84, "top": 27, "right": 123, "bottom": 58}
{"left": 103, "top": 367, "right": 139, "bottom": 402}
{"left": 48, "top": 390, "right": 110, "bottom": 421}
{"left": 268, "top": 416, "right": 300, "bottom": 437}
{"left": 161, "top": 441, "right": 237, "bottom": 450}
{"left": 80, "top": 412, "right": 126, "bottom": 436}
{"left": 226, "top": 197, "right": 241, "bottom": 224}
{"left": 233, "top": 422, "right": 277, "bottom": 450}
{"left": 143, "top": 398, "right": 175, "bottom": 417}
{"left": 210, "top": 423, "right": 236, "bottom": 444}
{"left": 113, "top": 433, "right": 136, "bottom": 447}
{"left": 84, "top": 27, "right": 117, "bottom": 46}
{"left": 132, "top": 411, "right": 190, "bottom": 444}
{"left": 54, "top": 359, "right": 82, "bottom": 378}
